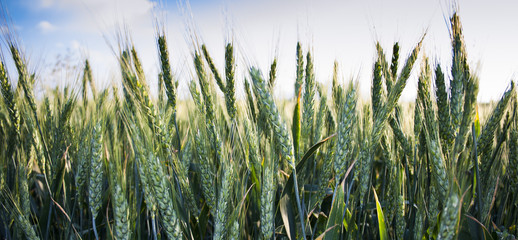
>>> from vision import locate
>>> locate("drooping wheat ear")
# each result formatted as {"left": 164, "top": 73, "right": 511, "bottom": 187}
{"left": 302, "top": 51, "right": 316, "bottom": 149}
{"left": 214, "top": 159, "right": 234, "bottom": 240}
{"left": 225, "top": 43, "right": 237, "bottom": 120}
{"left": 295, "top": 42, "right": 305, "bottom": 98}
{"left": 372, "top": 59, "right": 384, "bottom": 119}
{"left": 250, "top": 68, "right": 306, "bottom": 238}
{"left": 146, "top": 149, "right": 182, "bottom": 238}
{"left": 478, "top": 82, "right": 514, "bottom": 157}
{"left": 261, "top": 149, "right": 275, "bottom": 240}
{"left": 449, "top": 13, "right": 469, "bottom": 137}
{"left": 438, "top": 192, "right": 460, "bottom": 240}
{"left": 194, "top": 130, "right": 216, "bottom": 213}
{"left": 334, "top": 82, "right": 357, "bottom": 183}
{"left": 418, "top": 57, "right": 448, "bottom": 201}
{"left": 331, "top": 61, "right": 342, "bottom": 111}
{"left": 202, "top": 44, "right": 225, "bottom": 92}
{"left": 434, "top": 64, "right": 453, "bottom": 154}
{"left": 88, "top": 120, "right": 104, "bottom": 221}
{"left": 268, "top": 58, "right": 278, "bottom": 90}
{"left": 157, "top": 35, "right": 177, "bottom": 112}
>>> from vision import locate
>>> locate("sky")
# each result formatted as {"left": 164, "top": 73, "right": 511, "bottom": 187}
{"left": 2, "top": 0, "right": 518, "bottom": 102}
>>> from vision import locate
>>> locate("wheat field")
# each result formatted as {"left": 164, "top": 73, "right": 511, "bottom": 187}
{"left": 1, "top": 10, "right": 517, "bottom": 240}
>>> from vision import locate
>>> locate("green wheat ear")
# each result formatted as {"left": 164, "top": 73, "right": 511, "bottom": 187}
{"left": 214, "top": 158, "right": 234, "bottom": 240}
{"left": 434, "top": 64, "right": 452, "bottom": 153}
{"left": 0, "top": 60, "right": 20, "bottom": 159}
{"left": 334, "top": 82, "right": 357, "bottom": 183}
{"left": 88, "top": 119, "right": 104, "bottom": 240}
{"left": 202, "top": 44, "right": 225, "bottom": 92}
{"left": 372, "top": 58, "right": 383, "bottom": 119}
{"left": 225, "top": 43, "right": 237, "bottom": 120}
{"left": 302, "top": 51, "right": 316, "bottom": 149}
{"left": 158, "top": 35, "right": 177, "bottom": 112}
{"left": 331, "top": 61, "right": 342, "bottom": 111}
{"left": 261, "top": 138, "right": 275, "bottom": 240}
{"left": 250, "top": 67, "right": 306, "bottom": 239}
{"left": 295, "top": 42, "right": 305, "bottom": 99}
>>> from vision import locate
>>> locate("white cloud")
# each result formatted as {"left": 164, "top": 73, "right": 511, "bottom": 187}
{"left": 39, "top": 0, "right": 55, "bottom": 8}
{"left": 34, "top": 0, "right": 155, "bottom": 33}
{"left": 29, "top": 0, "right": 161, "bottom": 93}
{"left": 37, "top": 21, "right": 56, "bottom": 33}
{"left": 70, "top": 40, "right": 81, "bottom": 50}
